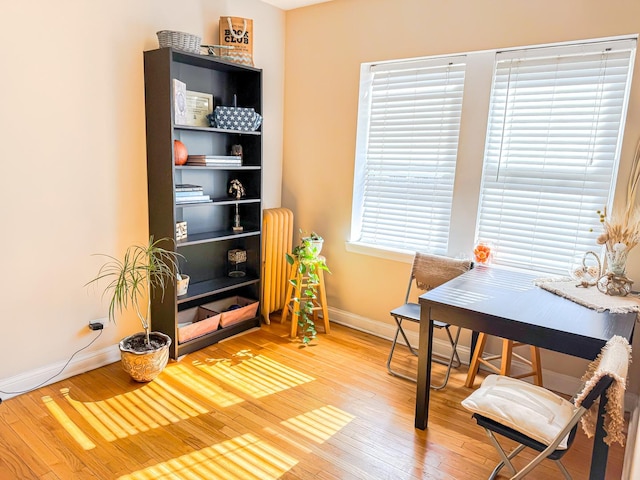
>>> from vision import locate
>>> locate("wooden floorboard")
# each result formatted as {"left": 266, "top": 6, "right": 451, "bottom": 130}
{"left": 0, "top": 318, "right": 627, "bottom": 479}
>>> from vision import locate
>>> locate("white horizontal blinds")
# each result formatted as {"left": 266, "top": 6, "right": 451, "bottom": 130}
{"left": 360, "top": 57, "right": 466, "bottom": 254}
{"left": 477, "top": 40, "right": 635, "bottom": 274}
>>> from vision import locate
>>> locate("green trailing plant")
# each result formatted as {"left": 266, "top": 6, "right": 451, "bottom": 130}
{"left": 86, "top": 236, "right": 182, "bottom": 348}
{"left": 286, "top": 231, "right": 330, "bottom": 345}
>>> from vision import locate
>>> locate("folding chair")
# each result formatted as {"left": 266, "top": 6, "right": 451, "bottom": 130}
{"left": 386, "top": 252, "right": 473, "bottom": 389}
{"left": 461, "top": 335, "right": 631, "bottom": 479}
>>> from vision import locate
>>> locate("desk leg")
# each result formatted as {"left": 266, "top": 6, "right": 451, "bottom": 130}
{"left": 589, "top": 390, "right": 609, "bottom": 480}
{"left": 415, "top": 305, "right": 433, "bottom": 430}
{"left": 470, "top": 331, "right": 478, "bottom": 365}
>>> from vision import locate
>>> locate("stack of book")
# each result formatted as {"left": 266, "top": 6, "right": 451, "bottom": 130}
{"left": 186, "top": 155, "right": 242, "bottom": 167}
{"left": 175, "top": 184, "right": 212, "bottom": 204}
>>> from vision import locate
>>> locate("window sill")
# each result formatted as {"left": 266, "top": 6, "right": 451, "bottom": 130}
{"left": 345, "top": 241, "right": 557, "bottom": 276}
{"left": 344, "top": 241, "right": 414, "bottom": 264}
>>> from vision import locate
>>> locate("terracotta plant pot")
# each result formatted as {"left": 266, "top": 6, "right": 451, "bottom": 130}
{"left": 119, "top": 332, "right": 171, "bottom": 382}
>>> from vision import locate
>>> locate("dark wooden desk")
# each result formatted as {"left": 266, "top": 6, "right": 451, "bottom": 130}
{"left": 416, "top": 265, "right": 636, "bottom": 480}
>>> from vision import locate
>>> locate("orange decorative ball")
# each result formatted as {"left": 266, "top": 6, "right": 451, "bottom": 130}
{"left": 174, "top": 140, "right": 188, "bottom": 165}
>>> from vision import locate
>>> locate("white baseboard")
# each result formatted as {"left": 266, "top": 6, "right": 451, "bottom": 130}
{"left": 624, "top": 395, "right": 640, "bottom": 480}
{"left": 0, "top": 344, "right": 120, "bottom": 401}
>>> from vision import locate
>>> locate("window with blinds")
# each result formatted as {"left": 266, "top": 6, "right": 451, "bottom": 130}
{"left": 351, "top": 56, "right": 467, "bottom": 254}
{"left": 476, "top": 39, "right": 636, "bottom": 274}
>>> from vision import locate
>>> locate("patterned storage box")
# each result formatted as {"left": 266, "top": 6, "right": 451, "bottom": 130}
{"left": 211, "top": 106, "right": 262, "bottom": 131}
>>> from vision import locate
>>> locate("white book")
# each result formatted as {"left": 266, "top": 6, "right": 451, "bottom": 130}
{"left": 176, "top": 195, "right": 212, "bottom": 203}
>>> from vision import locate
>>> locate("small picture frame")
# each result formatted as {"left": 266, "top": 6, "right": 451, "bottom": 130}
{"left": 173, "top": 79, "right": 187, "bottom": 125}
{"left": 185, "top": 90, "right": 214, "bottom": 127}
{"left": 176, "top": 221, "right": 188, "bottom": 240}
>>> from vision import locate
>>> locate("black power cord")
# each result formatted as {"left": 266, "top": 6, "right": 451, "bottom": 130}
{"left": 0, "top": 329, "right": 103, "bottom": 402}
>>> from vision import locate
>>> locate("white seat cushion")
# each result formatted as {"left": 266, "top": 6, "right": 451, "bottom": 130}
{"left": 461, "top": 375, "right": 577, "bottom": 449}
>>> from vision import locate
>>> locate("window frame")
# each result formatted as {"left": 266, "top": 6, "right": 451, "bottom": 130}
{"left": 348, "top": 35, "right": 637, "bottom": 273}
{"left": 350, "top": 55, "right": 468, "bottom": 256}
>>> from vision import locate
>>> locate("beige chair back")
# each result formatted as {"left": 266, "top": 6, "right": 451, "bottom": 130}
{"left": 411, "top": 252, "right": 472, "bottom": 292}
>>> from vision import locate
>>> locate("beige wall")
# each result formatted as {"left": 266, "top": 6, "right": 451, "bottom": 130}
{"left": 283, "top": 0, "right": 640, "bottom": 389}
{"left": 0, "top": 0, "right": 284, "bottom": 385}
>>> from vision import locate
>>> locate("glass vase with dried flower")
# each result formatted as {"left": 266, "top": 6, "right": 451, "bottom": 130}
{"left": 595, "top": 208, "right": 637, "bottom": 296}
{"left": 593, "top": 137, "right": 640, "bottom": 295}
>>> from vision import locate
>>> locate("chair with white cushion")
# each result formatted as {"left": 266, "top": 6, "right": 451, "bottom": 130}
{"left": 461, "top": 335, "right": 631, "bottom": 479}
{"left": 387, "top": 252, "right": 472, "bottom": 389}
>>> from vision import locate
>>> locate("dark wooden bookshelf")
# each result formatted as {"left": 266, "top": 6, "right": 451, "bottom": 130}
{"left": 144, "top": 47, "right": 262, "bottom": 358}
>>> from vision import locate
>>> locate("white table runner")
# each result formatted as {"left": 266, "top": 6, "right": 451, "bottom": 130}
{"left": 534, "top": 277, "right": 640, "bottom": 313}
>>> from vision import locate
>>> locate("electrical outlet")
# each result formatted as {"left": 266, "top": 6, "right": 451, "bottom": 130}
{"left": 88, "top": 317, "right": 109, "bottom": 331}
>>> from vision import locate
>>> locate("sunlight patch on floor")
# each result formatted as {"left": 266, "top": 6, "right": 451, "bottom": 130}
{"left": 42, "top": 395, "right": 96, "bottom": 450}
{"left": 58, "top": 379, "right": 210, "bottom": 442}
{"left": 163, "top": 363, "right": 244, "bottom": 407}
{"left": 116, "top": 433, "right": 298, "bottom": 480}
{"left": 195, "top": 353, "right": 315, "bottom": 398}
{"left": 281, "top": 405, "right": 355, "bottom": 443}
{"left": 262, "top": 426, "right": 314, "bottom": 455}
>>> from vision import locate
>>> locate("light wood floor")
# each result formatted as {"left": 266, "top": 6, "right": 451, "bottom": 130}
{"left": 0, "top": 318, "right": 626, "bottom": 479}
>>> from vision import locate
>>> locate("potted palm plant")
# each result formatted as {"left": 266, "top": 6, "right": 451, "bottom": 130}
{"left": 285, "top": 231, "right": 330, "bottom": 345}
{"left": 87, "top": 236, "right": 182, "bottom": 382}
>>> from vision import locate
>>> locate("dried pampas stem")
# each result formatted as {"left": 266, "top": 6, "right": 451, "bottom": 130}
{"left": 624, "top": 136, "right": 640, "bottom": 225}
{"left": 597, "top": 136, "right": 640, "bottom": 254}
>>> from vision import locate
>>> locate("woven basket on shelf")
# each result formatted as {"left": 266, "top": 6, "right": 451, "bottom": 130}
{"left": 156, "top": 30, "right": 201, "bottom": 54}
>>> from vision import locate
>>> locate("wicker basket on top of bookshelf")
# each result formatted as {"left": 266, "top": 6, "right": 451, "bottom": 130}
{"left": 156, "top": 30, "right": 201, "bottom": 54}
